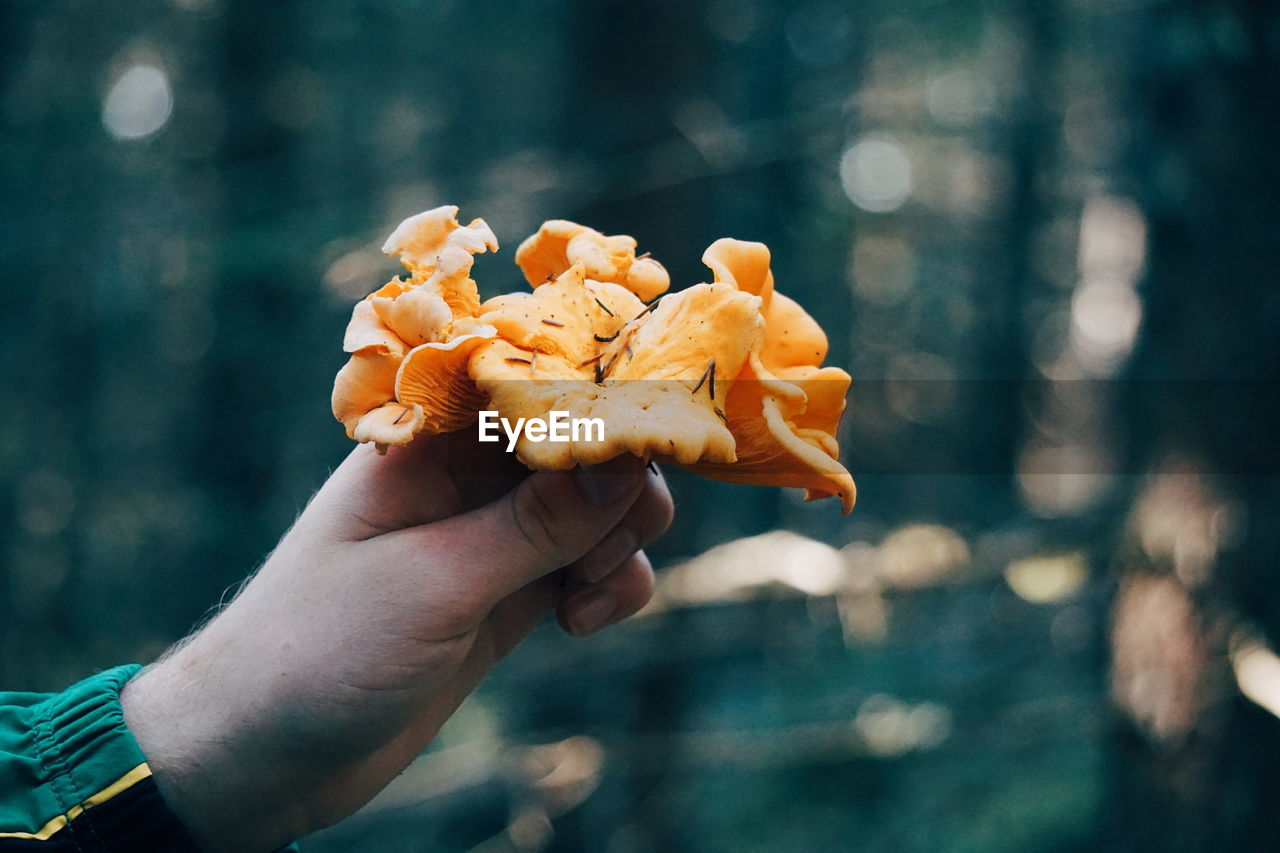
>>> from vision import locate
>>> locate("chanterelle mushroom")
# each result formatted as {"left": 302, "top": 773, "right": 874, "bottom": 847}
{"left": 332, "top": 208, "right": 855, "bottom": 512}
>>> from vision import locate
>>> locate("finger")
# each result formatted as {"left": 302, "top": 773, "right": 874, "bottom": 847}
{"left": 304, "top": 429, "right": 534, "bottom": 542}
{"left": 568, "top": 464, "right": 673, "bottom": 584}
{"left": 557, "top": 550, "right": 656, "bottom": 637}
{"left": 442, "top": 429, "right": 531, "bottom": 511}
{"left": 305, "top": 439, "right": 460, "bottom": 540}
{"left": 369, "top": 454, "right": 646, "bottom": 611}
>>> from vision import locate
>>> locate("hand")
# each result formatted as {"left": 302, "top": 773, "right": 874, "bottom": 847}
{"left": 120, "top": 433, "right": 673, "bottom": 852}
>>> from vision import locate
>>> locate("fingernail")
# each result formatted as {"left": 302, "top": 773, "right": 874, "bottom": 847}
{"left": 575, "top": 456, "right": 642, "bottom": 505}
{"left": 578, "top": 526, "right": 638, "bottom": 583}
{"left": 565, "top": 589, "right": 618, "bottom": 636}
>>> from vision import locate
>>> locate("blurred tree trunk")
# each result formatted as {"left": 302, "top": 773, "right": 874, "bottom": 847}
{"left": 1104, "top": 0, "right": 1280, "bottom": 849}
{"left": 988, "top": 0, "right": 1056, "bottom": 465}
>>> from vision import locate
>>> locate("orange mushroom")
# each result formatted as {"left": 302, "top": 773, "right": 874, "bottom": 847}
{"left": 677, "top": 239, "right": 856, "bottom": 512}
{"left": 515, "top": 220, "right": 670, "bottom": 302}
{"left": 331, "top": 209, "right": 855, "bottom": 512}
{"left": 331, "top": 206, "right": 498, "bottom": 449}
{"left": 470, "top": 264, "right": 762, "bottom": 469}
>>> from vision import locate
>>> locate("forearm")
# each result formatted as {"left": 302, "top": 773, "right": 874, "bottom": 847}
{"left": 120, "top": 631, "right": 310, "bottom": 853}
{"left": 117, "top": 549, "right": 456, "bottom": 853}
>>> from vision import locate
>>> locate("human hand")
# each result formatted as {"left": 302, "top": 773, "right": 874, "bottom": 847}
{"left": 120, "top": 433, "right": 673, "bottom": 852}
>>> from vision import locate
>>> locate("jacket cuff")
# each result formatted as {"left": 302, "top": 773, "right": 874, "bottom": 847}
{"left": 0, "top": 665, "right": 201, "bottom": 851}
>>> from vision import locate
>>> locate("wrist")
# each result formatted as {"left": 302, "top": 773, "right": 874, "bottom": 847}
{"left": 121, "top": 643, "right": 310, "bottom": 852}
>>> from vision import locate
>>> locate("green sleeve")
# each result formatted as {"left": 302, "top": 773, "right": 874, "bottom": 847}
{"left": 0, "top": 665, "right": 201, "bottom": 850}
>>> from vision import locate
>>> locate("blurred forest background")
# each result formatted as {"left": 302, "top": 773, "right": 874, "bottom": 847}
{"left": 3, "top": 0, "right": 1280, "bottom": 850}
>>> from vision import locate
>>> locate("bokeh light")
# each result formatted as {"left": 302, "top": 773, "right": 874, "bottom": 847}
{"left": 101, "top": 63, "right": 173, "bottom": 141}
{"left": 1004, "top": 552, "right": 1087, "bottom": 603}
{"left": 840, "top": 135, "right": 913, "bottom": 213}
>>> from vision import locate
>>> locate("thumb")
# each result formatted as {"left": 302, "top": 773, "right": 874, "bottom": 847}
{"left": 374, "top": 455, "right": 647, "bottom": 610}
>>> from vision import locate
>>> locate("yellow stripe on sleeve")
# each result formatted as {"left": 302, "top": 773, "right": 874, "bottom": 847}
{"left": 0, "top": 763, "right": 152, "bottom": 841}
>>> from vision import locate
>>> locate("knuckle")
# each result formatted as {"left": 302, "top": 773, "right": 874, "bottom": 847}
{"left": 637, "top": 556, "right": 657, "bottom": 599}
{"left": 620, "top": 554, "right": 657, "bottom": 614}
{"left": 634, "top": 482, "right": 675, "bottom": 544}
{"left": 652, "top": 485, "right": 675, "bottom": 533}
{"left": 511, "top": 474, "right": 577, "bottom": 564}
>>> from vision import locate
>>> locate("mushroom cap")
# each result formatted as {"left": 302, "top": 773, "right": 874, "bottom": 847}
{"left": 470, "top": 273, "right": 761, "bottom": 470}
{"left": 681, "top": 238, "right": 855, "bottom": 513}
{"left": 332, "top": 207, "right": 499, "bottom": 446}
{"left": 515, "top": 220, "right": 669, "bottom": 302}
